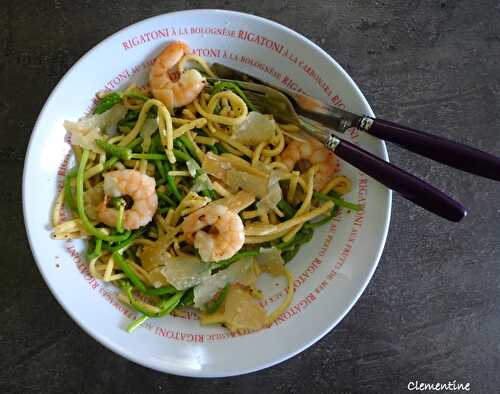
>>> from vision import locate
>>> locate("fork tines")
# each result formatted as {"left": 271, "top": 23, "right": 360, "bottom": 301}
{"left": 242, "top": 91, "right": 267, "bottom": 113}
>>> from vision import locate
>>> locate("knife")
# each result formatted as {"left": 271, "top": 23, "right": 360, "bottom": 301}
{"left": 212, "top": 63, "right": 500, "bottom": 181}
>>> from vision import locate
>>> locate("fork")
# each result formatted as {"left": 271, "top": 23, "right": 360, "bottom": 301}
{"left": 207, "top": 77, "right": 467, "bottom": 222}
{"left": 211, "top": 63, "right": 500, "bottom": 182}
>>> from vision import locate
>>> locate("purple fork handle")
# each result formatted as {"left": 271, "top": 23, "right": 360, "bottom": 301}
{"left": 334, "top": 139, "right": 467, "bottom": 222}
{"left": 364, "top": 118, "right": 500, "bottom": 181}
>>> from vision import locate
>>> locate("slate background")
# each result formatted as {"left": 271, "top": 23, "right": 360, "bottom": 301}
{"left": 1, "top": 1, "right": 499, "bottom": 393}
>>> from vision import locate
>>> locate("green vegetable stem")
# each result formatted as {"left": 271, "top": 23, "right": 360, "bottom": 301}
{"left": 205, "top": 284, "right": 230, "bottom": 314}
{"left": 94, "top": 92, "right": 122, "bottom": 114}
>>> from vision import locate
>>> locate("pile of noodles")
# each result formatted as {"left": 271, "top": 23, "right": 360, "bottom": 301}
{"left": 51, "top": 51, "right": 357, "bottom": 333}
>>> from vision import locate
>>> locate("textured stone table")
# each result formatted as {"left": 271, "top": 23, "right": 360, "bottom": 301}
{"left": 1, "top": 1, "right": 499, "bottom": 393}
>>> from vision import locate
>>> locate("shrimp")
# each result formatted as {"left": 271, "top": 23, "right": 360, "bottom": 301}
{"left": 97, "top": 170, "right": 158, "bottom": 230}
{"left": 182, "top": 204, "right": 245, "bottom": 262}
{"left": 280, "top": 137, "right": 337, "bottom": 191}
{"left": 149, "top": 41, "right": 206, "bottom": 110}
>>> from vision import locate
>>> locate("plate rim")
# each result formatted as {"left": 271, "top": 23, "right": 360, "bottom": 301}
{"left": 22, "top": 9, "right": 392, "bottom": 377}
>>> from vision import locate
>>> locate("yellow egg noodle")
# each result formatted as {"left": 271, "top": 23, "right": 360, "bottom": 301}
{"left": 52, "top": 41, "right": 361, "bottom": 334}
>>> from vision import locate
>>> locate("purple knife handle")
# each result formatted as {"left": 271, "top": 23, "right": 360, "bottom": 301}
{"left": 362, "top": 118, "right": 500, "bottom": 181}
{"left": 333, "top": 139, "right": 467, "bottom": 222}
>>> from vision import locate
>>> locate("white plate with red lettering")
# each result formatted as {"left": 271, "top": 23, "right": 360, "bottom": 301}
{"left": 23, "top": 10, "right": 391, "bottom": 377}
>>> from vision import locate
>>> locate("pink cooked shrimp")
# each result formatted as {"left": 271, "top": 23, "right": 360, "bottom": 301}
{"left": 97, "top": 170, "right": 158, "bottom": 230}
{"left": 182, "top": 204, "right": 245, "bottom": 262}
{"left": 280, "top": 137, "right": 337, "bottom": 191}
{"left": 149, "top": 41, "right": 206, "bottom": 111}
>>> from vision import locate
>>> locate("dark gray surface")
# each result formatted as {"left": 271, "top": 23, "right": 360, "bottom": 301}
{"left": 1, "top": 1, "right": 499, "bottom": 393}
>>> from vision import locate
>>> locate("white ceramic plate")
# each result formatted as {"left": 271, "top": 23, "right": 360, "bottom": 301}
{"left": 23, "top": 10, "right": 391, "bottom": 377}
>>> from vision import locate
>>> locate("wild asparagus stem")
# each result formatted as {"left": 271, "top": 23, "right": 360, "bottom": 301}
{"left": 87, "top": 238, "right": 103, "bottom": 261}
{"left": 127, "top": 315, "right": 149, "bottom": 333}
{"left": 178, "top": 135, "right": 200, "bottom": 163}
{"left": 277, "top": 199, "right": 296, "bottom": 219}
{"left": 157, "top": 192, "right": 176, "bottom": 207}
{"left": 172, "top": 148, "right": 192, "bottom": 162}
{"left": 205, "top": 284, "right": 230, "bottom": 314}
{"left": 113, "top": 252, "right": 147, "bottom": 293}
{"left": 162, "top": 161, "right": 182, "bottom": 202}
{"left": 105, "top": 226, "right": 147, "bottom": 253}
{"left": 130, "top": 153, "right": 168, "bottom": 160}
{"left": 313, "top": 191, "right": 363, "bottom": 211}
{"left": 101, "top": 137, "right": 143, "bottom": 170}
{"left": 126, "top": 291, "right": 186, "bottom": 332}
{"left": 210, "top": 250, "right": 260, "bottom": 271}
{"left": 96, "top": 139, "right": 132, "bottom": 160}
{"left": 112, "top": 197, "right": 126, "bottom": 233}
{"left": 155, "top": 160, "right": 166, "bottom": 180}
{"left": 63, "top": 168, "right": 78, "bottom": 211}
{"left": 142, "top": 286, "right": 178, "bottom": 296}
